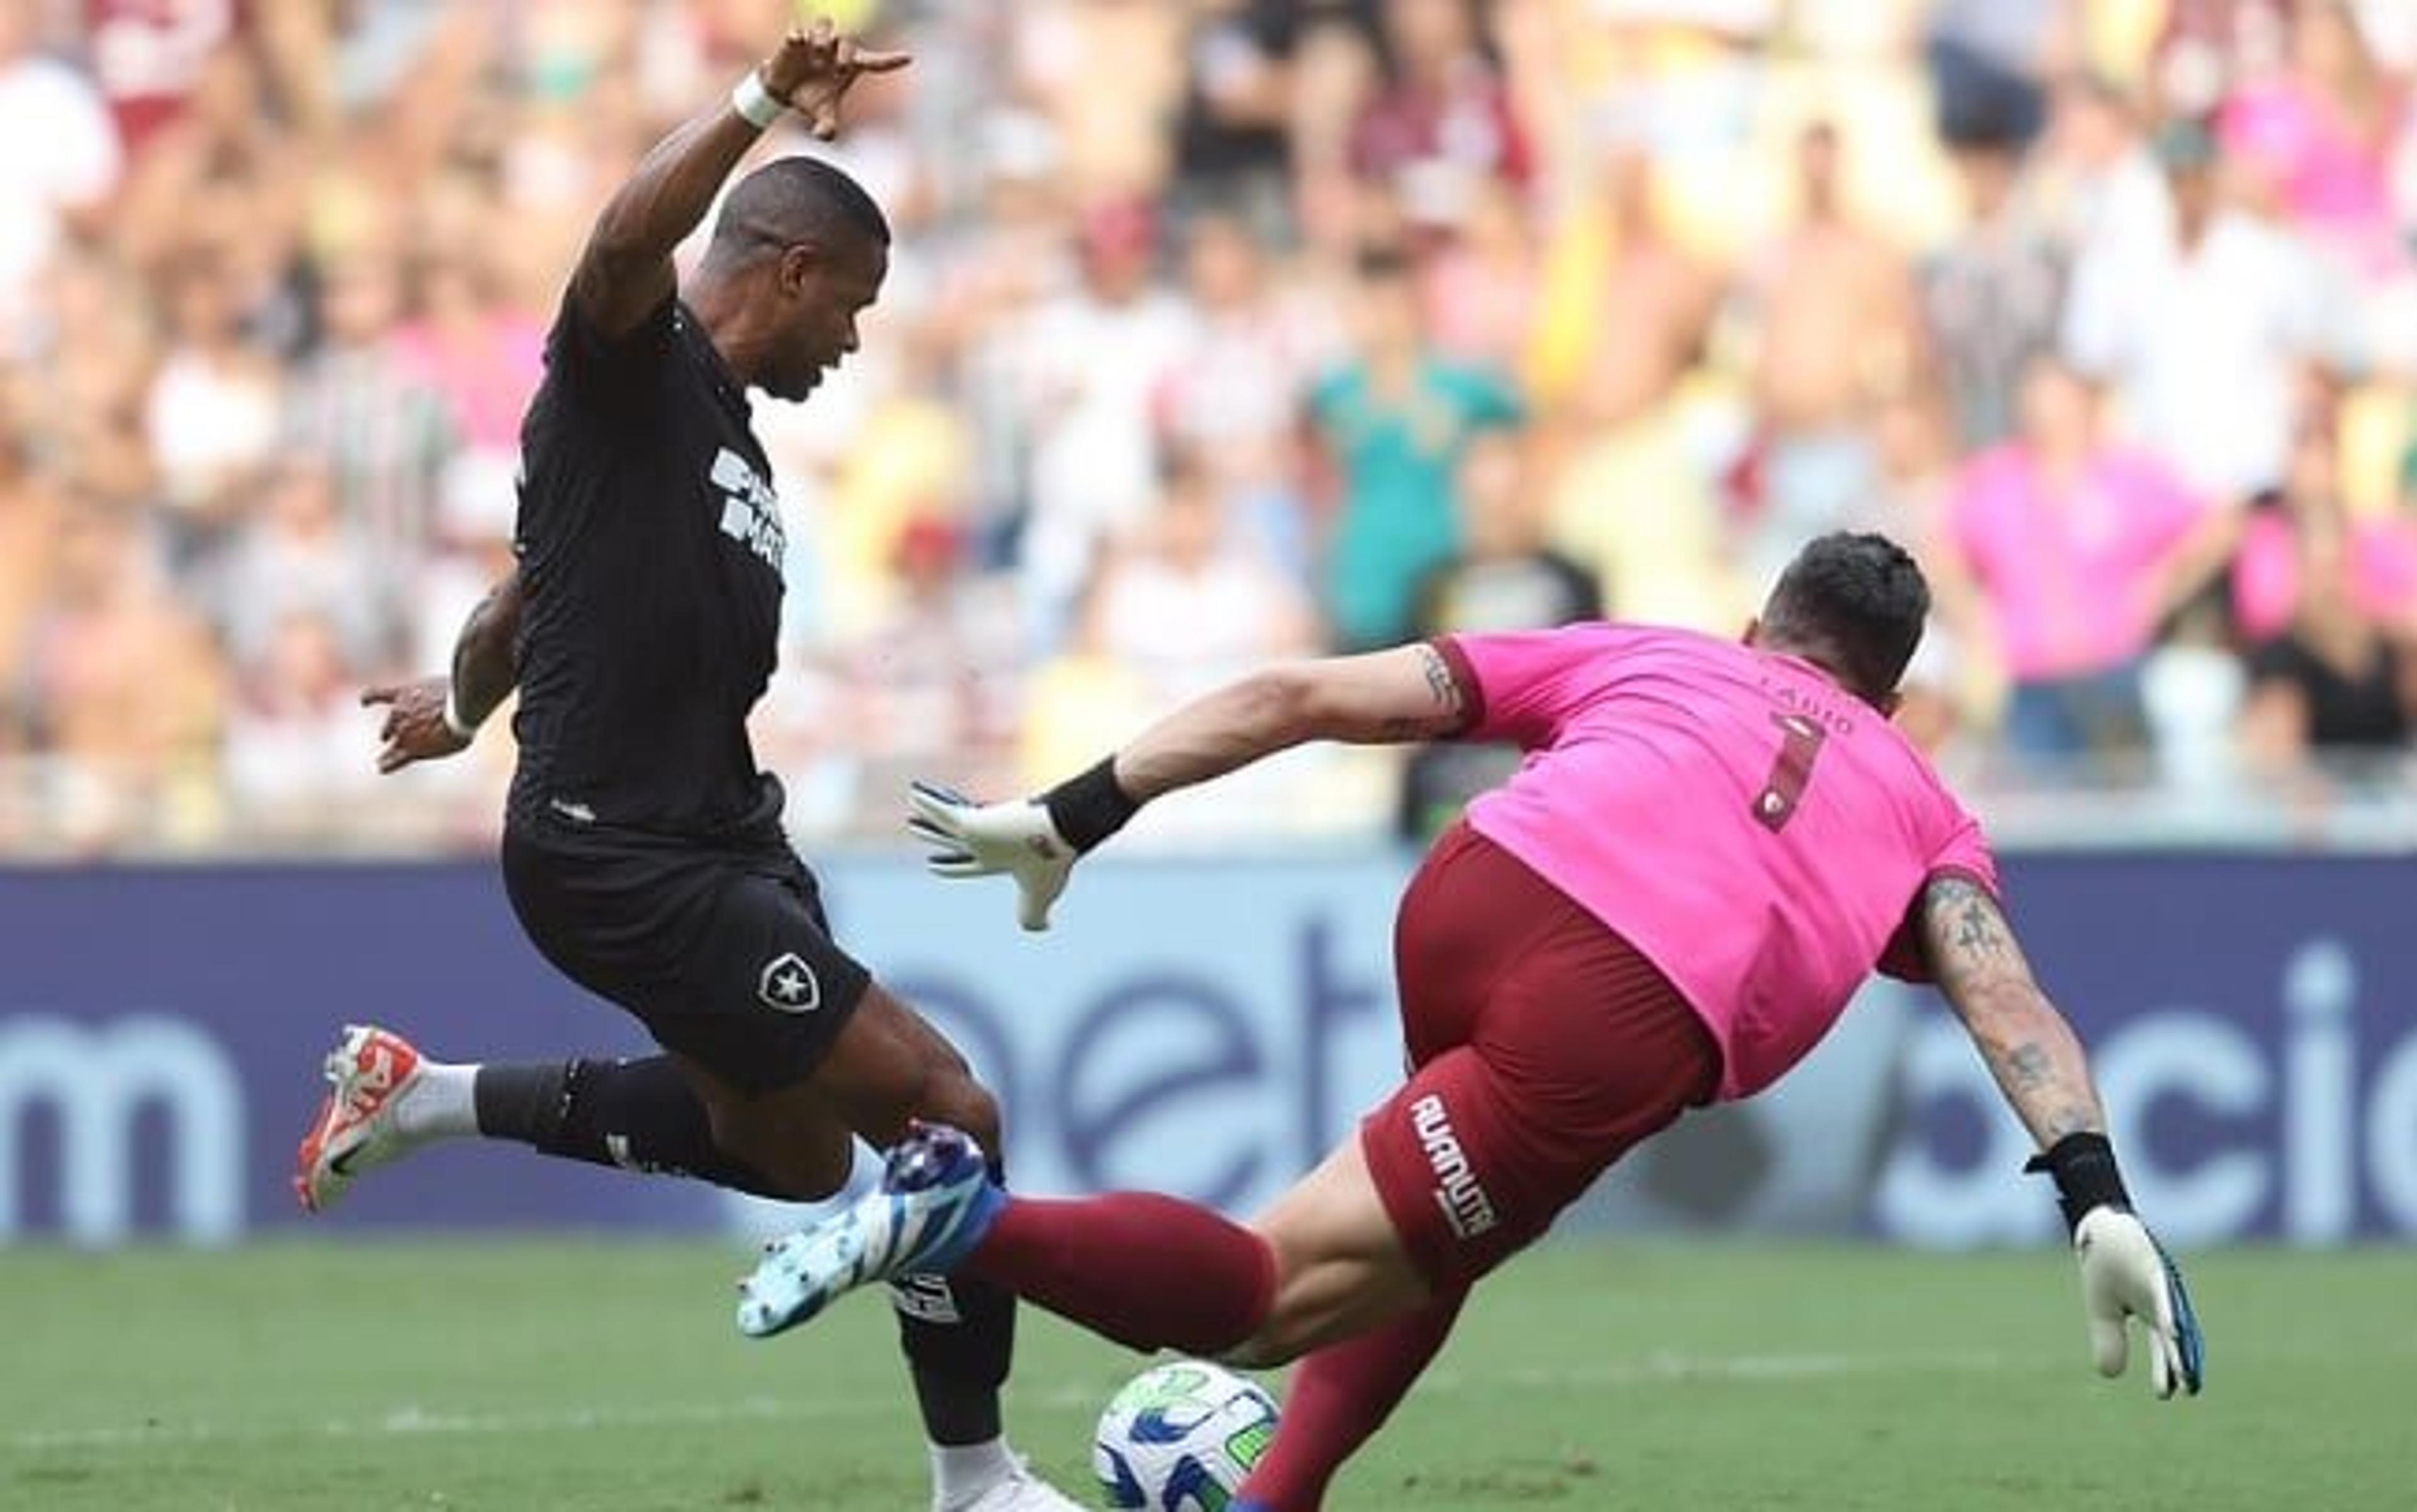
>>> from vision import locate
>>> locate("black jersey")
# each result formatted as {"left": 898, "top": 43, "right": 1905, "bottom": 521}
{"left": 507, "top": 295, "right": 789, "bottom": 837}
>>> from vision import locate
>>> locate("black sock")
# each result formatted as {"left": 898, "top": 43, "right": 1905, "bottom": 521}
{"left": 893, "top": 1158, "right": 1015, "bottom": 1445}
{"left": 471, "top": 1057, "right": 790, "bottom": 1199}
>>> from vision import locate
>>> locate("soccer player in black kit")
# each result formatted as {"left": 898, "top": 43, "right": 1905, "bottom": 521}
{"left": 291, "top": 20, "right": 1082, "bottom": 1511}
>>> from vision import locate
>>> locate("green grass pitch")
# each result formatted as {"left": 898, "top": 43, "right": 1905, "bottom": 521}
{"left": 3, "top": 1242, "right": 2408, "bottom": 1509}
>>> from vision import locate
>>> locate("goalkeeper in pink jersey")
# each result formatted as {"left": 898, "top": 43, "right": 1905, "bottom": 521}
{"left": 738, "top": 532, "right": 2204, "bottom": 1509}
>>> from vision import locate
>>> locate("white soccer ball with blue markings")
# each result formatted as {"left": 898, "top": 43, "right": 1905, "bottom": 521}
{"left": 1092, "top": 1358, "right": 1280, "bottom": 1510}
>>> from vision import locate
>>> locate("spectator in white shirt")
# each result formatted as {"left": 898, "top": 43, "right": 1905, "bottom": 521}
{"left": 2063, "top": 118, "right": 2329, "bottom": 505}
{"left": 1077, "top": 444, "right": 1317, "bottom": 704}
{"left": 1009, "top": 200, "right": 1199, "bottom": 652}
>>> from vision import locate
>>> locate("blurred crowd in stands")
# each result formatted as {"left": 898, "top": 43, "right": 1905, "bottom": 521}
{"left": 3, "top": 0, "right": 2416, "bottom": 855}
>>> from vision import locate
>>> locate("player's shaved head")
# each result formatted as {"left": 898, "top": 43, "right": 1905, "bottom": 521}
{"left": 1757, "top": 532, "right": 1930, "bottom": 705}
{"left": 704, "top": 155, "right": 889, "bottom": 271}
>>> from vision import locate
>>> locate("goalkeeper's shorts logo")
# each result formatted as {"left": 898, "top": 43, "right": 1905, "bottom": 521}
{"left": 1411, "top": 1092, "right": 1499, "bottom": 1240}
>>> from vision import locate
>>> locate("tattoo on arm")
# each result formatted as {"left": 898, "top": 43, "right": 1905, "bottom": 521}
{"left": 2005, "top": 1042, "right": 2053, "bottom": 1093}
{"left": 1922, "top": 876, "right": 2027, "bottom": 993}
{"left": 1420, "top": 643, "right": 1462, "bottom": 715}
{"left": 1922, "top": 876, "right": 2105, "bottom": 1146}
{"left": 1375, "top": 644, "right": 1470, "bottom": 743}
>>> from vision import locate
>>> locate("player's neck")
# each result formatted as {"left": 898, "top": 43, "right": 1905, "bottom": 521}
{"left": 683, "top": 273, "right": 770, "bottom": 392}
{"left": 1759, "top": 637, "right": 1851, "bottom": 692}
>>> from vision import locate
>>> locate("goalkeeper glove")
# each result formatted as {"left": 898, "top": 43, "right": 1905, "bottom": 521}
{"left": 2027, "top": 1132, "right": 2206, "bottom": 1399}
{"left": 905, "top": 758, "right": 1139, "bottom": 931}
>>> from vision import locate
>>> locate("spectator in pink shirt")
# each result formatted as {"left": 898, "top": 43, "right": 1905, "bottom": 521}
{"left": 1946, "top": 358, "right": 2226, "bottom": 763}
{"left": 2219, "top": 0, "right": 2408, "bottom": 278}
{"left": 392, "top": 247, "right": 544, "bottom": 457}
{"left": 2230, "top": 420, "right": 2417, "bottom": 645}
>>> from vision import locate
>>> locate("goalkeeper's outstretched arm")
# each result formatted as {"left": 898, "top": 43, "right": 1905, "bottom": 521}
{"left": 1107, "top": 643, "right": 1471, "bottom": 806}
{"left": 901, "top": 643, "right": 1469, "bottom": 929}
{"left": 1918, "top": 873, "right": 2206, "bottom": 1399}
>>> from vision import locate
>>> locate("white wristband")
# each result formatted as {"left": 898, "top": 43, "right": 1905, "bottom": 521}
{"left": 730, "top": 69, "right": 786, "bottom": 131}
{"left": 442, "top": 687, "right": 482, "bottom": 742}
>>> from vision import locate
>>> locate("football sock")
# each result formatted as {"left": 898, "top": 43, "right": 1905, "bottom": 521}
{"left": 927, "top": 1435, "right": 1018, "bottom": 1511}
{"left": 1236, "top": 1284, "right": 1470, "bottom": 1511}
{"left": 898, "top": 1159, "right": 1015, "bottom": 1449}
{"left": 390, "top": 1058, "right": 478, "bottom": 1141}
{"left": 471, "top": 1057, "right": 791, "bottom": 1199}
{"left": 960, "top": 1192, "right": 1277, "bottom": 1357}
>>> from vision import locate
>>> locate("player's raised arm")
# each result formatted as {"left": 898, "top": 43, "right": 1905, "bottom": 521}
{"left": 361, "top": 568, "right": 524, "bottom": 775}
{"left": 569, "top": 18, "right": 906, "bottom": 338}
{"left": 1916, "top": 875, "right": 2207, "bottom": 1400}
{"left": 904, "top": 644, "right": 1470, "bottom": 929}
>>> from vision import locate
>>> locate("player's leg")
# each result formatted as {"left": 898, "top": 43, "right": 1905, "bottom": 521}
{"left": 1231, "top": 1287, "right": 1470, "bottom": 1512}
{"left": 294, "top": 1024, "right": 823, "bottom": 1212}
{"left": 655, "top": 839, "right": 1069, "bottom": 1512}
{"left": 740, "top": 1056, "right": 1506, "bottom": 1370}
{"left": 296, "top": 828, "right": 830, "bottom": 1209}
{"left": 1239, "top": 833, "right": 1723, "bottom": 1509}
{"left": 1225, "top": 824, "right": 1500, "bottom": 1510}
{"left": 700, "top": 976, "right": 1032, "bottom": 1466}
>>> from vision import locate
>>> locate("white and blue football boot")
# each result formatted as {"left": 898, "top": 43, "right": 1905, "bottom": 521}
{"left": 736, "top": 1121, "right": 1005, "bottom": 1340}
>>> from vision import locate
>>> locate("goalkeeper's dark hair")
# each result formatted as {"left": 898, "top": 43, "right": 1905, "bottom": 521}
{"left": 1758, "top": 532, "right": 1931, "bottom": 705}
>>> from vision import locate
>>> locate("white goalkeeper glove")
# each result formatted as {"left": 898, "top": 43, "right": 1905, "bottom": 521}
{"left": 2029, "top": 1133, "right": 2205, "bottom": 1399}
{"left": 906, "top": 759, "right": 1140, "bottom": 932}
{"left": 2073, "top": 1205, "right": 2205, "bottom": 1399}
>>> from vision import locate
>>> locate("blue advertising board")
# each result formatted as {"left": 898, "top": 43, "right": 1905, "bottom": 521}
{"left": 2, "top": 851, "right": 2412, "bottom": 1247}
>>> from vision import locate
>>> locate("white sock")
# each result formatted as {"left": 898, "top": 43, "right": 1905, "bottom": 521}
{"left": 930, "top": 1436, "right": 1019, "bottom": 1511}
{"left": 393, "top": 1059, "right": 480, "bottom": 1142}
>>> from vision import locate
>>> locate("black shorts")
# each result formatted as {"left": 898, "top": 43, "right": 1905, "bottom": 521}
{"left": 501, "top": 816, "right": 872, "bottom": 1095}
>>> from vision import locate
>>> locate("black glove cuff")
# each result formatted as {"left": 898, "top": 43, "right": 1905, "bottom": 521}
{"left": 1040, "top": 755, "right": 1141, "bottom": 854}
{"left": 2023, "top": 1131, "right": 2133, "bottom": 1235}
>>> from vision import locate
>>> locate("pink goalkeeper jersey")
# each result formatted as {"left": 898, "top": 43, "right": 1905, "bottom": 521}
{"left": 1439, "top": 624, "right": 1998, "bottom": 1100}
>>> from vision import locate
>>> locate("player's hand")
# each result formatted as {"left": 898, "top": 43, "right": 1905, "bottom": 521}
{"left": 2070, "top": 1205, "right": 2205, "bottom": 1399}
{"left": 759, "top": 16, "right": 910, "bottom": 141}
{"left": 904, "top": 782, "right": 1076, "bottom": 933}
{"left": 362, "top": 677, "right": 471, "bottom": 775}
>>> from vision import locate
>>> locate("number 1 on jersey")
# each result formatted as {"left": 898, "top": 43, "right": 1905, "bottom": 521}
{"left": 1754, "top": 712, "right": 1828, "bottom": 831}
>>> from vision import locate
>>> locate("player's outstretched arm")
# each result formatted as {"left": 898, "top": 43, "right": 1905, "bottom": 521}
{"left": 1112, "top": 642, "right": 1472, "bottom": 800}
{"left": 1918, "top": 876, "right": 2206, "bottom": 1399}
{"left": 906, "top": 644, "right": 1467, "bottom": 929}
{"left": 362, "top": 569, "right": 524, "bottom": 775}
{"left": 570, "top": 18, "right": 906, "bottom": 337}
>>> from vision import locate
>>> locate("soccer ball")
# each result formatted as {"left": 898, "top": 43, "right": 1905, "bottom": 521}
{"left": 1092, "top": 1358, "right": 1280, "bottom": 1510}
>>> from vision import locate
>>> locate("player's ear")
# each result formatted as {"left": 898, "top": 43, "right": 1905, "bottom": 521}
{"left": 1741, "top": 616, "right": 1761, "bottom": 647}
{"left": 1878, "top": 688, "right": 1904, "bottom": 718}
{"left": 775, "top": 242, "right": 824, "bottom": 297}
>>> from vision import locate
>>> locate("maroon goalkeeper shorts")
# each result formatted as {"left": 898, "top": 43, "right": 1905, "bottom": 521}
{"left": 1360, "top": 821, "right": 1721, "bottom": 1290}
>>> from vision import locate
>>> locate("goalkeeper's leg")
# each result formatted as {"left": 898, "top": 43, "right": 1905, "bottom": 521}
{"left": 1232, "top": 1285, "right": 1471, "bottom": 1512}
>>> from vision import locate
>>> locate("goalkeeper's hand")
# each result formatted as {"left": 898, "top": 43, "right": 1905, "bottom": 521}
{"left": 2070, "top": 1204, "right": 2206, "bottom": 1399}
{"left": 906, "top": 782, "right": 1078, "bottom": 932}
{"left": 2029, "top": 1133, "right": 2204, "bottom": 1399}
